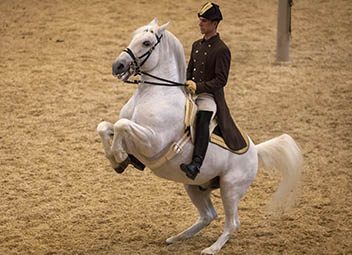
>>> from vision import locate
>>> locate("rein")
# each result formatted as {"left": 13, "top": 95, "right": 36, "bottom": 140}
{"left": 122, "top": 33, "right": 186, "bottom": 87}
{"left": 125, "top": 71, "right": 186, "bottom": 87}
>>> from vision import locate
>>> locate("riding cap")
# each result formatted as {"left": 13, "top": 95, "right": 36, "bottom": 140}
{"left": 198, "top": 2, "right": 223, "bottom": 21}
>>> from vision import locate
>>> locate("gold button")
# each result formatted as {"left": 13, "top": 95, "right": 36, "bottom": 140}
{"left": 195, "top": 50, "right": 199, "bottom": 54}
{"left": 204, "top": 52, "right": 207, "bottom": 55}
{"left": 208, "top": 44, "right": 211, "bottom": 47}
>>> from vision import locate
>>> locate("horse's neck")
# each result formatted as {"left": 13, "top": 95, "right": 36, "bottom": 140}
{"left": 138, "top": 42, "right": 184, "bottom": 98}
{"left": 143, "top": 59, "right": 180, "bottom": 85}
{"left": 142, "top": 66, "right": 176, "bottom": 82}
{"left": 135, "top": 57, "right": 186, "bottom": 127}
{"left": 141, "top": 31, "right": 185, "bottom": 86}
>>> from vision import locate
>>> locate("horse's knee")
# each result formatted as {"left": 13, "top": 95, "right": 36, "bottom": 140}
{"left": 113, "top": 118, "right": 131, "bottom": 132}
{"left": 97, "top": 121, "right": 113, "bottom": 136}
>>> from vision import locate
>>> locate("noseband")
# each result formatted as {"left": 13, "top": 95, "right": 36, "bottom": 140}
{"left": 121, "top": 33, "right": 185, "bottom": 87}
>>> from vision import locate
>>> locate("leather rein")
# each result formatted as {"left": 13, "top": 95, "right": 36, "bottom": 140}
{"left": 122, "top": 33, "right": 186, "bottom": 87}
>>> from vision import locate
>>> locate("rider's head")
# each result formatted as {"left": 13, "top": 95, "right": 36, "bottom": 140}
{"left": 197, "top": 2, "right": 222, "bottom": 35}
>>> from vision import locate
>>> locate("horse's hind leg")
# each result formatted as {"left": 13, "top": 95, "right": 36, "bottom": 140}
{"left": 166, "top": 184, "right": 217, "bottom": 244}
{"left": 201, "top": 176, "right": 252, "bottom": 255}
{"left": 97, "top": 121, "right": 120, "bottom": 169}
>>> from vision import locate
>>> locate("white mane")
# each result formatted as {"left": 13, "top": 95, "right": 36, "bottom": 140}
{"left": 163, "top": 30, "right": 186, "bottom": 84}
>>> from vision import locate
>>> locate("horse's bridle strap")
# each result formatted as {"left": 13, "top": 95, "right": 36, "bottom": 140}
{"left": 123, "top": 34, "right": 163, "bottom": 70}
{"left": 123, "top": 48, "right": 138, "bottom": 68}
{"left": 122, "top": 33, "right": 185, "bottom": 87}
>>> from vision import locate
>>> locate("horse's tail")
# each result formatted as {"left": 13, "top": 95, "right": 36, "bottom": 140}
{"left": 256, "top": 134, "right": 303, "bottom": 212}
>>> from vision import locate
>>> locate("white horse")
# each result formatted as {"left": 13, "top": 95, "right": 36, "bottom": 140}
{"left": 97, "top": 18, "right": 303, "bottom": 255}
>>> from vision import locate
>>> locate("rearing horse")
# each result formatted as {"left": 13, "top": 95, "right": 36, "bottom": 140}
{"left": 97, "top": 18, "right": 303, "bottom": 255}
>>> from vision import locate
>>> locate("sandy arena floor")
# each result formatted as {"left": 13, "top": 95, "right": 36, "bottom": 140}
{"left": 0, "top": 0, "right": 351, "bottom": 254}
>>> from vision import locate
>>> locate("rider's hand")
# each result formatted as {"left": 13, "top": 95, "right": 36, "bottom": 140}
{"left": 185, "top": 80, "right": 197, "bottom": 94}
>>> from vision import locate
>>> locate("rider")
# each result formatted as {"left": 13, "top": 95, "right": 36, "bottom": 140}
{"left": 180, "top": 2, "right": 246, "bottom": 180}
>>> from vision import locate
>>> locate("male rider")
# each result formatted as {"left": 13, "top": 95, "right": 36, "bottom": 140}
{"left": 180, "top": 2, "right": 246, "bottom": 180}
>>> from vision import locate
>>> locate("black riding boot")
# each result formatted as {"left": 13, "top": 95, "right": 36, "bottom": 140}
{"left": 180, "top": 110, "right": 213, "bottom": 180}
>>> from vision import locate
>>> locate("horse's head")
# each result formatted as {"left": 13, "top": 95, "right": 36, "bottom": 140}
{"left": 112, "top": 18, "right": 169, "bottom": 81}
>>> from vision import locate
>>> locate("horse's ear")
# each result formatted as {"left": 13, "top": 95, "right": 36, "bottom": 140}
{"left": 158, "top": 21, "right": 170, "bottom": 33}
{"left": 149, "top": 17, "right": 158, "bottom": 26}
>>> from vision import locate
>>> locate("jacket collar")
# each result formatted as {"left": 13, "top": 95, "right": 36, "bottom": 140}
{"left": 201, "top": 33, "right": 220, "bottom": 44}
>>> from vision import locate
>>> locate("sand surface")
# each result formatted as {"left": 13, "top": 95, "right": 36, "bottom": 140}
{"left": 1, "top": 0, "right": 351, "bottom": 254}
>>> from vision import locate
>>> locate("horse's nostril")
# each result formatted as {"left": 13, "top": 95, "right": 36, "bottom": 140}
{"left": 112, "top": 61, "right": 126, "bottom": 75}
{"left": 117, "top": 63, "right": 124, "bottom": 70}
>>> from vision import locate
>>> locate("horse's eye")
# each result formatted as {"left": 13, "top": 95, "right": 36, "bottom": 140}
{"left": 143, "top": 41, "right": 152, "bottom": 47}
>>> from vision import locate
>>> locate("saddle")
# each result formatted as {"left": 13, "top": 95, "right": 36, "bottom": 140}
{"left": 148, "top": 95, "right": 249, "bottom": 169}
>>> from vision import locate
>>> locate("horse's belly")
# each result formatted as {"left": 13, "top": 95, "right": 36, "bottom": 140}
{"left": 150, "top": 162, "right": 195, "bottom": 184}
{"left": 148, "top": 139, "right": 258, "bottom": 186}
{"left": 147, "top": 143, "right": 235, "bottom": 185}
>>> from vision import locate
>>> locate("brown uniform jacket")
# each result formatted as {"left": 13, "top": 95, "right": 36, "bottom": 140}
{"left": 187, "top": 33, "right": 246, "bottom": 151}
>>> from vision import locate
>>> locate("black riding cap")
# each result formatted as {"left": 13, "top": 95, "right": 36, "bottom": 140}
{"left": 198, "top": 2, "right": 223, "bottom": 21}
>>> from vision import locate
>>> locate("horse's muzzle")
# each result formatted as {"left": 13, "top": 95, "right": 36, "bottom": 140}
{"left": 112, "top": 59, "right": 128, "bottom": 76}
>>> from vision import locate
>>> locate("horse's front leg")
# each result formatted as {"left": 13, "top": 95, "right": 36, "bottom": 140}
{"left": 111, "top": 118, "right": 157, "bottom": 165}
{"left": 96, "top": 121, "right": 120, "bottom": 169}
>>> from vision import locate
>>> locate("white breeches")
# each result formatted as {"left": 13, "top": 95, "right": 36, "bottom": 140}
{"left": 196, "top": 93, "right": 217, "bottom": 118}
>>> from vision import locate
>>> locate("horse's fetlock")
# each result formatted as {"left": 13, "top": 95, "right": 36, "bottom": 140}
{"left": 200, "top": 214, "right": 216, "bottom": 226}
{"left": 113, "top": 149, "right": 128, "bottom": 163}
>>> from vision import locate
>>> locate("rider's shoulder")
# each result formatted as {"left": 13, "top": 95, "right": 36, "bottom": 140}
{"left": 214, "top": 38, "right": 231, "bottom": 54}
{"left": 192, "top": 38, "right": 203, "bottom": 47}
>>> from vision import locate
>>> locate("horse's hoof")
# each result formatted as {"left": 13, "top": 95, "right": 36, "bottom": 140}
{"left": 128, "top": 154, "right": 145, "bottom": 171}
{"left": 114, "top": 157, "right": 131, "bottom": 174}
{"left": 201, "top": 247, "right": 217, "bottom": 255}
{"left": 165, "top": 236, "right": 177, "bottom": 244}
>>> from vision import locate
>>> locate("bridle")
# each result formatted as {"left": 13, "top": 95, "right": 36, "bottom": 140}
{"left": 124, "top": 33, "right": 163, "bottom": 71}
{"left": 122, "top": 33, "right": 185, "bottom": 87}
